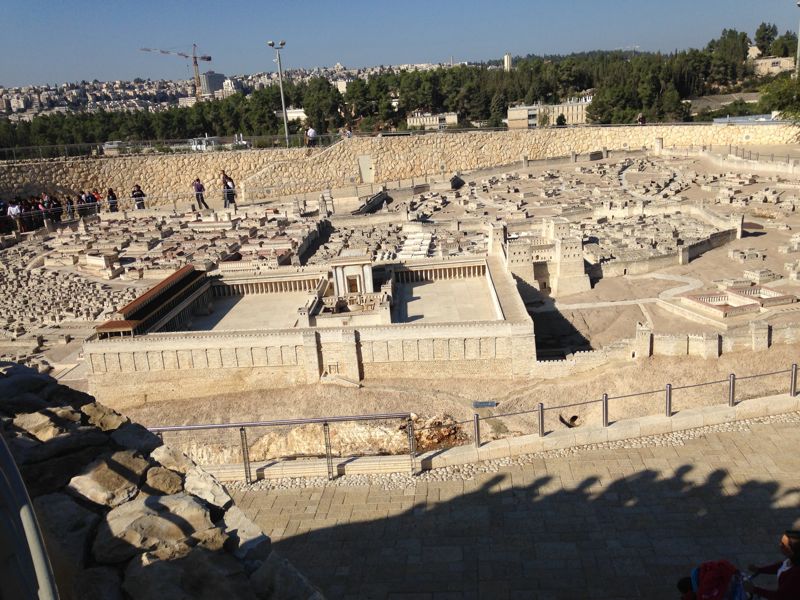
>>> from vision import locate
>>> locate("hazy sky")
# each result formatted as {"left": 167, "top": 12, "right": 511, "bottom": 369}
{"left": 3, "top": 0, "right": 800, "bottom": 86}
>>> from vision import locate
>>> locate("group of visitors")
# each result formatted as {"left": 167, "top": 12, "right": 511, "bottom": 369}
{"left": 192, "top": 171, "right": 236, "bottom": 210}
{"left": 0, "top": 185, "right": 137, "bottom": 233}
{"left": 1, "top": 170, "right": 238, "bottom": 234}
{"left": 677, "top": 529, "right": 800, "bottom": 599}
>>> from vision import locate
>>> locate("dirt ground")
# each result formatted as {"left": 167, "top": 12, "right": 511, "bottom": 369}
{"left": 126, "top": 342, "right": 800, "bottom": 446}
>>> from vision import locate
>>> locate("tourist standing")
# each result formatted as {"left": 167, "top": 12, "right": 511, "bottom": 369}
{"left": 744, "top": 530, "right": 800, "bottom": 598}
{"left": 65, "top": 196, "right": 75, "bottom": 220}
{"left": 7, "top": 200, "right": 22, "bottom": 232}
{"left": 106, "top": 188, "right": 118, "bottom": 212}
{"left": 192, "top": 178, "right": 209, "bottom": 210}
{"left": 51, "top": 196, "right": 63, "bottom": 222}
{"left": 221, "top": 171, "right": 236, "bottom": 209}
{"left": 305, "top": 126, "right": 317, "bottom": 147}
{"left": 131, "top": 184, "right": 146, "bottom": 210}
{"left": 76, "top": 193, "right": 87, "bottom": 218}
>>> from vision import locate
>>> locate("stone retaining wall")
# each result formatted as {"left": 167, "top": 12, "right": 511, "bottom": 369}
{"left": 0, "top": 361, "right": 322, "bottom": 600}
{"left": 1, "top": 124, "right": 796, "bottom": 203}
{"left": 85, "top": 320, "right": 537, "bottom": 408}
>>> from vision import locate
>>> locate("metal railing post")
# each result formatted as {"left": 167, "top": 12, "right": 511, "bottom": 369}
{"left": 665, "top": 384, "right": 672, "bottom": 417}
{"left": 538, "top": 403, "right": 545, "bottom": 437}
{"left": 406, "top": 417, "right": 416, "bottom": 475}
{"left": 473, "top": 414, "right": 481, "bottom": 448}
{"left": 602, "top": 393, "right": 609, "bottom": 427}
{"left": 323, "top": 422, "right": 334, "bottom": 480}
{"left": 791, "top": 363, "right": 798, "bottom": 397}
{"left": 728, "top": 373, "right": 736, "bottom": 407}
{"left": 239, "top": 427, "right": 251, "bottom": 484}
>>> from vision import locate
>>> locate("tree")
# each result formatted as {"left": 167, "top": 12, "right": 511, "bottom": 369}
{"left": 489, "top": 90, "right": 507, "bottom": 127}
{"left": 755, "top": 23, "right": 778, "bottom": 55}
{"left": 343, "top": 79, "right": 371, "bottom": 121}
{"left": 770, "top": 31, "right": 798, "bottom": 58}
{"left": 556, "top": 114, "right": 567, "bottom": 126}
{"left": 537, "top": 112, "right": 550, "bottom": 127}
{"left": 760, "top": 75, "right": 800, "bottom": 120}
{"left": 303, "top": 78, "right": 343, "bottom": 133}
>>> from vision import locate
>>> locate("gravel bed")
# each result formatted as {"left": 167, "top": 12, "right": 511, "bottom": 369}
{"left": 227, "top": 411, "right": 800, "bottom": 492}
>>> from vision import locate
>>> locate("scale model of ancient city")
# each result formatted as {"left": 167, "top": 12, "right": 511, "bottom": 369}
{"left": 7, "top": 117, "right": 800, "bottom": 598}
{"left": 2, "top": 126, "right": 800, "bottom": 422}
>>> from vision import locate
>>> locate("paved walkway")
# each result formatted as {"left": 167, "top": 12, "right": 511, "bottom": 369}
{"left": 232, "top": 422, "right": 800, "bottom": 599}
{"left": 530, "top": 273, "right": 702, "bottom": 313}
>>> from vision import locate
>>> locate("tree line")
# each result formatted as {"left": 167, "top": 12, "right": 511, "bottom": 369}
{"left": 2, "top": 23, "right": 799, "bottom": 148}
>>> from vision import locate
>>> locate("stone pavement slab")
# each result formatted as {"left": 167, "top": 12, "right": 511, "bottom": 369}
{"left": 234, "top": 421, "right": 800, "bottom": 599}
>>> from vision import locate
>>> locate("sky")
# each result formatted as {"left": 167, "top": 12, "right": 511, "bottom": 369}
{"left": 2, "top": 0, "right": 800, "bottom": 87}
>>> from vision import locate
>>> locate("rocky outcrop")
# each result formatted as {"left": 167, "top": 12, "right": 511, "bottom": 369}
{"left": 173, "top": 413, "right": 467, "bottom": 467}
{"left": 0, "top": 362, "right": 323, "bottom": 600}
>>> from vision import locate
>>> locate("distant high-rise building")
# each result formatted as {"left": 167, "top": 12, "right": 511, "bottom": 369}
{"left": 200, "top": 71, "right": 226, "bottom": 96}
{"left": 503, "top": 53, "right": 512, "bottom": 72}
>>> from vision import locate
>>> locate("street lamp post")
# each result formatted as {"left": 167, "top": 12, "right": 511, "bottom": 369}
{"left": 796, "top": 2, "right": 800, "bottom": 79}
{"left": 268, "top": 40, "right": 290, "bottom": 148}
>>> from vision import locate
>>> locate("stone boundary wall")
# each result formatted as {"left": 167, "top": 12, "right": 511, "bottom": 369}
{"left": 2, "top": 124, "right": 796, "bottom": 202}
{"left": 529, "top": 321, "right": 799, "bottom": 379}
{"left": 0, "top": 362, "right": 322, "bottom": 599}
{"left": 85, "top": 320, "right": 537, "bottom": 408}
{"left": 659, "top": 145, "right": 800, "bottom": 177}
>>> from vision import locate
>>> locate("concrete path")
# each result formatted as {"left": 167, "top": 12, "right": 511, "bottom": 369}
{"left": 232, "top": 421, "right": 800, "bottom": 599}
{"left": 530, "top": 273, "right": 703, "bottom": 313}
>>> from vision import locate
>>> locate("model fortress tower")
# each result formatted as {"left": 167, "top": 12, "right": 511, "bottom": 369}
{"left": 545, "top": 217, "right": 591, "bottom": 296}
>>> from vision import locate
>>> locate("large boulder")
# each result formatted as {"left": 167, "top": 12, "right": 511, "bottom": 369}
{"left": 34, "top": 492, "right": 100, "bottom": 590}
{"left": 72, "top": 567, "right": 123, "bottom": 600}
{"left": 15, "top": 427, "right": 109, "bottom": 465}
{"left": 111, "top": 423, "right": 162, "bottom": 453}
{"left": 67, "top": 450, "right": 149, "bottom": 507}
{"left": 184, "top": 467, "right": 232, "bottom": 509}
{"left": 151, "top": 444, "right": 195, "bottom": 473}
{"left": 222, "top": 506, "right": 271, "bottom": 562}
{"left": 123, "top": 547, "right": 257, "bottom": 600}
{"left": 143, "top": 467, "right": 183, "bottom": 496}
{"left": 93, "top": 493, "right": 214, "bottom": 564}
{"left": 0, "top": 391, "right": 49, "bottom": 416}
{"left": 249, "top": 551, "right": 324, "bottom": 600}
{"left": 21, "top": 445, "right": 109, "bottom": 497}
{"left": 81, "top": 402, "right": 129, "bottom": 432}
{"left": 13, "top": 406, "right": 82, "bottom": 441}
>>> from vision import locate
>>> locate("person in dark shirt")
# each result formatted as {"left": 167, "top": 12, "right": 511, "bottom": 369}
{"left": 106, "top": 188, "right": 118, "bottom": 212}
{"left": 131, "top": 184, "right": 146, "bottom": 210}
{"left": 192, "top": 178, "right": 209, "bottom": 209}
{"left": 221, "top": 171, "right": 236, "bottom": 209}
{"left": 745, "top": 530, "right": 800, "bottom": 599}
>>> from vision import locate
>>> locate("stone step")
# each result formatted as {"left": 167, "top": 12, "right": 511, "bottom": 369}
{"left": 206, "top": 454, "right": 414, "bottom": 482}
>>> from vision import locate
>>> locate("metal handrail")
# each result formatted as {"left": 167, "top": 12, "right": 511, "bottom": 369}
{"left": 150, "top": 411, "right": 415, "bottom": 483}
{"left": 149, "top": 411, "right": 411, "bottom": 433}
{"left": 0, "top": 435, "right": 58, "bottom": 600}
{"left": 146, "top": 364, "right": 799, "bottom": 481}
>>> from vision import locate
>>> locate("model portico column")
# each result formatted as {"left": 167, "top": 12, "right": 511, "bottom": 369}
{"left": 362, "top": 263, "right": 374, "bottom": 293}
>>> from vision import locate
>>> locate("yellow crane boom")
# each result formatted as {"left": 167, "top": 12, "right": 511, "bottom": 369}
{"left": 140, "top": 43, "right": 212, "bottom": 101}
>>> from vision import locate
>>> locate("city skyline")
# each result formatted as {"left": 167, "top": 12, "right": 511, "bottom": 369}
{"left": 2, "top": 0, "right": 800, "bottom": 87}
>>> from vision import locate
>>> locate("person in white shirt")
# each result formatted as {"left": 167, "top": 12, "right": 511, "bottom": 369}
{"left": 7, "top": 201, "right": 22, "bottom": 232}
{"left": 305, "top": 126, "right": 318, "bottom": 147}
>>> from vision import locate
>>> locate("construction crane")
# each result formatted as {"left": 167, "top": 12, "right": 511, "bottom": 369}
{"left": 140, "top": 44, "right": 211, "bottom": 101}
